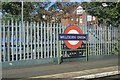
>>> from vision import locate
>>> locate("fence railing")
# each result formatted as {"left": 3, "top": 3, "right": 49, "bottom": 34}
{"left": 0, "top": 19, "right": 119, "bottom": 62}
{"left": 0, "top": 19, "right": 63, "bottom": 62}
{"left": 87, "top": 26, "right": 119, "bottom": 56}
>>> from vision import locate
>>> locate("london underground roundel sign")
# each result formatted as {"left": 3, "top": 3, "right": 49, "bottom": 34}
{"left": 64, "top": 25, "right": 82, "bottom": 49}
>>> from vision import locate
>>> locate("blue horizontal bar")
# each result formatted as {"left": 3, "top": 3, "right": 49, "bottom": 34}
{"left": 59, "top": 34, "right": 88, "bottom": 40}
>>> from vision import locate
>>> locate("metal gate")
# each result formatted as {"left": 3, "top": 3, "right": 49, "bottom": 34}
{"left": 0, "top": 19, "right": 119, "bottom": 63}
{"left": 0, "top": 19, "right": 63, "bottom": 62}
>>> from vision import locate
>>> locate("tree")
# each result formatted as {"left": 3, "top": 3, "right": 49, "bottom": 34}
{"left": 2, "top": 2, "right": 35, "bottom": 21}
{"left": 82, "top": 2, "right": 120, "bottom": 27}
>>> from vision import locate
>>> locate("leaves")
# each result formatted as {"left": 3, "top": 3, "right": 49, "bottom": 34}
{"left": 82, "top": 2, "right": 120, "bottom": 27}
{"left": 2, "top": 2, "right": 35, "bottom": 21}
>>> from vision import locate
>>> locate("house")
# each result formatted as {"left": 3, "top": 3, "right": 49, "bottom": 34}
{"left": 61, "top": 6, "right": 98, "bottom": 27}
{"left": 32, "top": 5, "right": 98, "bottom": 27}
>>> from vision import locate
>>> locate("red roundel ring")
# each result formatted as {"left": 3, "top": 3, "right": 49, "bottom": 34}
{"left": 64, "top": 25, "right": 82, "bottom": 49}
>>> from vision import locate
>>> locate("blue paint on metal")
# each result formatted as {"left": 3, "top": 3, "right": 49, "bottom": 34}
{"left": 59, "top": 34, "right": 87, "bottom": 40}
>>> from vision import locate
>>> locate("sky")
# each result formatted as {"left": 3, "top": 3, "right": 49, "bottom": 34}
{"left": 45, "top": 2, "right": 56, "bottom": 10}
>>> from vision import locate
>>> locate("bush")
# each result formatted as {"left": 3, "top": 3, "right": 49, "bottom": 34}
{"left": 111, "top": 37, "right": 120, "bottom": 54}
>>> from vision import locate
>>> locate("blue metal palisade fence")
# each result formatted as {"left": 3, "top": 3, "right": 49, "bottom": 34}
{"left": 0, "top": 18, "right": 119, "bottom": 63}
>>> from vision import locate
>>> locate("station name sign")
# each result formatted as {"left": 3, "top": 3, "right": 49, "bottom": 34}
{"left": 59, "top": 34, "right": 87, "bottom": 40}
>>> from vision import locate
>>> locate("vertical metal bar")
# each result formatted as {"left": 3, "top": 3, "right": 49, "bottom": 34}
{"left": 30, "top": 22, "right": 33, "bottom": 59}
{"left": 108, "top": 26, "right": 111, "bottom": 54}
{"left": 117, "top": 28, "right": 118, "bottom": 50}
{"left": 103, "top": 27, "right": 105, "bottom": 55}
{"left": 56, "top": 23, "right": 59, "bottom": 57}
{"left": 111, "top": 27, "right": 112, "bottom": 52}
{"left": 34, "top": 22, "right": 36, "bottom": 59}
{"left": 7, "top": 21, "right": 10, "bottom": 61}
{"left": 98, "top": 28, "right": 100, "bottom": 55}
{"left": 11, "top": 19, "right": 14, "bottom": 61}
{"left": 21, "top": 0, "right": 23, "bottom": 60}
{"left": 88, "top": 28, "right": 90, "bottom": 55}
{"left": 15, "top": 21, "right": 18, "bottom": 61}
{"left": 19, "top": 21, "right": 22, "bottom": 60}
{"left": 94, "top": 28, "right": 96, "bottom": 55}
{"left": 101, "top": 27, "right": 102, "bottom": 55}
{"left": 103, "top": 27, "right": 105, "bottom": 54}
{"left": 84, "top": 12, "right": 87, "bottom": 34}
{"left": 98, "top": 27, "right": 99, "bottom": 55}
{"left": 3, "top": 21, "right": 5, "bottom": 62}
{"left": 59, "top": 23, "right": 62, "bottom": 57}
{"left": 50, "top": 23, "right": 52, "bottom": 58}
{"left": 110, "top": 27, "right": 112, "bottom": 53}
{"left": 114, "top": 28, "right": 116, "bottom": 51}
{"left": 87, "top": 27, "right": 89, "bottom": 56}
{"left": 23, "top": 21, "right": 25, "bottom": 60}
{"left": 44, "top": 22, "right": 46, "bottom": 58}
{"left": 26, "top": 22, "right": 29, "bottom": 59}
{"left": 106, "top": 27, "right": 108, "bottom": 55}
{"left": 62, "top": 24, "right": 64, "bottom": 57}
{"left": 47, "top": 22, "right": 49, "bottom": 58}
{"left": 37, "top": 22, "right": 40, "bottom": 59}
{"left": 96, "top": 27, "right": 97, "bottom": 55}
{"left": 104, "top": 27, "right": 106, "bottom": 55}
{"left": 0, "top": 18, "right": 1, "bottom": 62}
{"left": 110, "top": 27, "right": 112, "bottom": 52}
{"left": 113, "top": 27, "right": 114, "bottom": 52}
{"left": 21, "top": 0, "right": 23, "bottom": 29}
{"left": 86, "top": 36, "right": 88, "bottom": 61}
{"left": 108, "top": 27, "right": 109, "bottom": 54}
{"left": 58, "top": 41, "right": 61, "bottom": 64}
{"left": 53, "top": 23, "right": 56, "bottom": 58}
{"left": 117, "top": 29, "right": 119, "bottom": 53}
{"left": 41, "top": 22, "right": 43, "bottom": 58}
{"left": 97, "top": 27, "right": 98, "bottom": 55}
{"left": 111, "top": 27, "right": 113, "bottom": 53}
{"left": 111, "top": 27, "right": 114, "bottom": 51}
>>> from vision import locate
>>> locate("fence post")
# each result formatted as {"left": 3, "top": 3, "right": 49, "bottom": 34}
{"left": 26, "top": 21, "right": 29, "bottom": 59}
{"left": 56, "top": 23, "right": 59, "bottom": 58}
{"left": 58, "top": 41, "right": 61, "bottom": 64}
{"left": 59, "top": 24, "right": 62, "bottom": 58}
{"left": 23, "top": 21, "right": 26, "bottom": 60}
{"left": 101, "top": 27, "right": 103, "bottom": 55}
{"left": 7, "top": 21, "right": 10, "bottom": 61}
{"left": 37, "top": 22, "right": 40, "bottom": 59}
{"left": 53, "top": 23, "right": 56, "bottom": 58}
{"left": 0, "top": 18, "right": 1, "bottom": 62}
{"left": 41, "top": 22, "right": 43, "bottom": 58}
{"left": 30, "top": 22, "right": 33, "bottom": 59}
{"left": 0, "top": 15, "right": 1, "bottom": 80}
{"left": 50, "top": 23, "right": 53, "bottom": 58}
{"left": 47, "top": 22, "right": 50, "bottom": 58}
{"left": 15, "top": 21, "right": 18, "bottom": 61}
{"left": 34, "top": 22, "right": 36, "bottom": 59}
{"left": 11, "top": 18, "right": 14, "bottom": 61}
{"left": 44, "top": 22, "right": 46, "bottom": 58}
{"left": 86, "top": 34, "right": 88, "bottom": 61}
{"left": 3, "top": 21, "right": 5, "bottom": 62}
{"left": 107, "top": 27, "right": 109, "bottom": 54}
{"left": 57, "top": 23, "right": 61, "bottom": 64}
{"left": 19, "top": 21, "right": 22, "bottom": 60}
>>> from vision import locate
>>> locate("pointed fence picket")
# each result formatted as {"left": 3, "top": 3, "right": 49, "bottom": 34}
{"left": 0, "top": 19, "right": 119, "bottom": 62}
